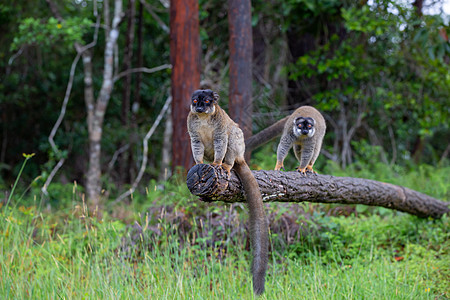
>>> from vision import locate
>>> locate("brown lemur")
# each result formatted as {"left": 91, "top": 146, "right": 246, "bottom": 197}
{"left": 274, "top": 106, "right": 326, "bottom": 174}
{"left": 187, "top": 89, "right": 269, "bottom": 295}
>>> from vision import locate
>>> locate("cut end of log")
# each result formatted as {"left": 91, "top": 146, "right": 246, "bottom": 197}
{"left": 186, "top": 164, "right": 230, "bottom": 196}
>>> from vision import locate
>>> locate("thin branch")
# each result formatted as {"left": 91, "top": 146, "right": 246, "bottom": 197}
{"left": 140, "top": 0, "right": 169, "bottom": 33}
{"left": 104, "top": 0, "right": 111, "bottom": 38}
{"left": 388, "top": 123, "right": 397, "bottom": 165}
{"left": 114, "top": 43, "right": 120, "bottom": 77}
{"left": 439, "top": 143, "right": 450, "bottom": 165}
{"left": 113, "top": 64, "right": 172, "bottom": 83}
{"left": 47, "top": 3, "right": 100, "bottom": 154}
{"left": 47, "top": 52, "right": 82, "bottom": 156}
{"left": 6, "top": 46, "right": 25, "bottom": 75}
{"left": 42, "top": 4, "right": 101, "bottom": 196}
{"left": 1, "top": 112, "right": 7, "bottom": 164}
{"left": 42, "top": 158, "right": 66, "bottom": 195}
{"left": 45, "top": 0, "right": 64, "bottom": 22}
{"left": 113, "top": 95, "right": 172, "bottom": 204}
{"left": 108, "top": 144, "right": 130, "bottom": 172}
{"left": 362, "top": 123, "right": 388, "bottom": 164}
{"left": 320, "top": 149, "right": 336, "bottom": 161}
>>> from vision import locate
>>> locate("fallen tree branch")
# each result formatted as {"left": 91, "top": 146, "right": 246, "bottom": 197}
{"left": 186, "top": 164, "right": 449, "bottom": 219}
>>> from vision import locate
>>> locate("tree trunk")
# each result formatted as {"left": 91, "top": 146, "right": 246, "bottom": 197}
{"left": 129, "top": 0, "right": 144, "bottom": 182}
{"left": 86, "top": 0, "right": 123, "bottom": 206}
{"left": 228, "top": 0, "right": 253, "bottom": 142}
{"left": 186, "top": 164, "right": 449, "bottom": 219}
{"left": 170, "top": 0, "right": 200, "bottom": 171}
{"left": 119, "top": 0, "right": 136, "bottom": 186}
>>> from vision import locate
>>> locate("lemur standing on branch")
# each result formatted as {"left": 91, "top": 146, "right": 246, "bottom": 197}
{"left": 275, "top": 106, "right": 326, "bottom": 174}
{"left": 187, "top": 89, "right": 269, "bottom": 295}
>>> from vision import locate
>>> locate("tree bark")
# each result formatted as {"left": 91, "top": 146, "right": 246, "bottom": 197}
{"left": 119, "top": 0, "right": 136, "bottom": 185}
{"left": 186, "top": 164, "right": 449, "bottom": 219}
{"left": 170, "top": 0, "right": 200, "bottom": 171}
{"left": 129, "top": 0, "right": 144, "bottom": 182}
{"left": 86, "top": 0, "right": 123, "bottom": 206}
{"left": 228, "top": 0, "right": 253, "bottom": 142}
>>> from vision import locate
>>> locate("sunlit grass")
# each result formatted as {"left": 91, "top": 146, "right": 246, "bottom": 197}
{"left": 1, "top": 200, "right": 448, "bottom": 299}
{"left": 1, "top": 159, "right": 448, "bottom": 299}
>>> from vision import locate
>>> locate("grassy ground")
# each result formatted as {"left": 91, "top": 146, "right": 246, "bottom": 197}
{"left": 1, "top": 161, "right": 449, "bottom": 299}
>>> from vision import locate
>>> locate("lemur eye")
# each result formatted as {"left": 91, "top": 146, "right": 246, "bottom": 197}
{"left": 298, "top": 124, "right": 302, "bottom": 128}
{"left": 308, "top": 124, "right": 312, "bottom": 128}
{"left": 205, "top": 99, "right": 210, "bottom": 103}
{"left": 193, "top": 99, "right": 198, "bottom": 103}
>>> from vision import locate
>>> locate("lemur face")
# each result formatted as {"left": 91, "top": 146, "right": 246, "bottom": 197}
{"left": 191, "top": 89, "right": 218, "bottom": 114}
{"left": 293, "top": 117, "right": 315, "bottom": 137}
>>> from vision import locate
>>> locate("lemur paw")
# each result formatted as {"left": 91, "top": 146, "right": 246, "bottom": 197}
{"left": 307, "top": 165, "right": 317, "bottom": 174}
{"left": 221, "top": 163, "right": 233, "bottom": 175}
{"left": 275, "top": 162, "right": 285, "bottom": 171}
{"left": 296, "top": 167, "right": 308, "bottom": 175}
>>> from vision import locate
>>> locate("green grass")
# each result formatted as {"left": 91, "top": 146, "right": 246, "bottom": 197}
{"left": 1, "top": 202, "right": 448, "bottom": 299}
{"left": 1, "top": 160, "right": 449, "bottom": 299}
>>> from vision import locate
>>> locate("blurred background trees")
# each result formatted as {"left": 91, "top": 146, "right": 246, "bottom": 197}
{"left": 0, "top": 0, "right": 449, "bottom": 204}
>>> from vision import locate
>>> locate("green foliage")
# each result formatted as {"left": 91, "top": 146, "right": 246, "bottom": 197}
{"left": 11, "top": 17, "right": 92, "bottom": 51}
{"left": 1, "top": 162, "right": 449, "bottom": 298}
{"left": 1, "top": 0, "right": 172, "bottom": 187}
{"left": 285, "top": 0, "right": 450, "bottom": 165}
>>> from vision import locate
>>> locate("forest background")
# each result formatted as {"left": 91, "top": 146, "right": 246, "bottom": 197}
{"left": 0, "top": 0, "right": 449, "bottom": 298}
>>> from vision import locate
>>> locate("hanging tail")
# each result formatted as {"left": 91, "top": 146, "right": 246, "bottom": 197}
{"left": 234, "top": 160, "right": 269, "bottom": 295}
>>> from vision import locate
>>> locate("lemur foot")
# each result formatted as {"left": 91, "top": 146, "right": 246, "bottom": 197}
{"left": 296, "top": 167, "right": 308, "bottom": 175}
{"left": 307, "top": 165, "right": 317, "bottom": 174}
{"left": 222, "top": 163, "right": 232, "bottom": 179}
{"left": 274, "top": 161, "right": 285, "bottom": 171}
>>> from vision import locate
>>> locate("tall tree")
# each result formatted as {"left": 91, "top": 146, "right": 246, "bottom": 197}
{"left": 119, "top": 0, "right": 136, "bottom": 185}
{"left": 170, "top": 0, "right": 201, "bottom": 170}
{"left": 44, "top": 0, "right": 123, "bottom": 206}
{"left": 85, "top": 0, "right": 124, "bottom": 206}
{"left": 228, "top": 0, "right": 253, "bottom": 143}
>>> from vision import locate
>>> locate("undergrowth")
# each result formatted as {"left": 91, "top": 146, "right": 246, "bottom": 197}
{"left": 1, "top": 158, "right": 449, "bottom": 299}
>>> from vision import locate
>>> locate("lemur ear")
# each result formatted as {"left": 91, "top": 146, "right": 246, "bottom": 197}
{"left": 296, "top": 117, "right": 305, "bottom": 124}
{"left": 191, "top": 90, "right": 201, "bottom": 98}
{"left": 213, "top": 91, "right": 220, "bottom": 102}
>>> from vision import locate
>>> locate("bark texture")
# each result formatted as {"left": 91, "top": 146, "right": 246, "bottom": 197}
{"left": 119, "top": 0, "right": 136, "bottom": 184}
{"left": 186, "top": 164, "right": 449, "bottom": 219}
{"left": 170, "top": 0, "right": 200, "bottom": 170}
{"left": 228, "top": 0, "right": 253, "bottom": 141}
{"left": 86, "top": 0, "right": 123, "bottom": 206}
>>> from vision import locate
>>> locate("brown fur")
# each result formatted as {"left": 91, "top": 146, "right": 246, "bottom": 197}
{"left": 275, "top": 106, "right": 326, "bottom": 174}
{"left": 188, "top": 91, "right": 269, "bottom": 295}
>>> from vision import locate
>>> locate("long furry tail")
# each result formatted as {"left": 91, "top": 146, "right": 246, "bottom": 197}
{"left": 234, "top": 160, "right": 269, "bottom": 295}
{"left": 245, "top": 116, "right": 288, "bottom": 155}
